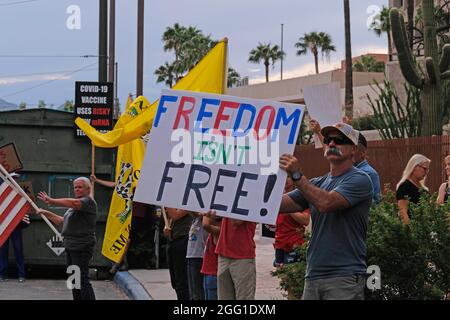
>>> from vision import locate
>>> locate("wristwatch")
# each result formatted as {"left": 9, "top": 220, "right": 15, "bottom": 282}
{"left": 291, "top": 170, "right": 303, "bottom": 182}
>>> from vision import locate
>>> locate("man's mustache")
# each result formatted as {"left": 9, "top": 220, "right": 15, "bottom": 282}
{"left": 325, "top": 146, "right": 342, "bottom": 157}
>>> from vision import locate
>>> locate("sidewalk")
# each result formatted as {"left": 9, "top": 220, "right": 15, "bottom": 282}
{"left": 114, "top": 228, "right": 286, "bottom": 300}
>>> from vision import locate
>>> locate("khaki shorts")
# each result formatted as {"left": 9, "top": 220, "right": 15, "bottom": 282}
{"left": 217, "top": 256, "right": 256, "bottom": 300}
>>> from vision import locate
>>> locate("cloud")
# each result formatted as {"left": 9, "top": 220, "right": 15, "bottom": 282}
{"left": 0, "top": 73, "right": 72, "bottom": 85}
{"left": 353, "top": 45, "right": 387, "bottom": 56}
{"left": 250, "top": 59, "right": 341, "bottom": 84}
{"left": 248, "top": 44, "right": 388, "bottom": 84}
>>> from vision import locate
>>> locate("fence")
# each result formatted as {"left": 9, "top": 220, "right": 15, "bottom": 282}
{"left": 294, "top": 136, "right": 450, "bottom": 194}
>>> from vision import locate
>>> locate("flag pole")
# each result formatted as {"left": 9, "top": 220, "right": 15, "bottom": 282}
{"left": 0, "top": 164, "right": 61, "bottom": 237}
{"left": 161, "top": 206, "right": 169, "bottom": 228}
{"left": 91, "top": 142, "right": 95, "bottom": 196}
{"left": 222, "top": 37, "right": 228, "bottom": 95}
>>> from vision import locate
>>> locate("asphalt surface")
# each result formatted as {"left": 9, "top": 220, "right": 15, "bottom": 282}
{"left": 0, "top": 279, "right": 128, "bottom": 300}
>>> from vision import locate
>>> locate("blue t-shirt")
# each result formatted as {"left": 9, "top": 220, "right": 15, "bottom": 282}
{"left": 288, "top": 167, "right": 373, "bottom": 280}
{"left": 355, "top": 160, "right": 381, "bottom": 203}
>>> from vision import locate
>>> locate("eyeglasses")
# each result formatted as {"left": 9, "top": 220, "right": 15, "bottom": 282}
{"left": 323, "top": 136, "right": 353, "bottom": 145}
{"left": 418, "top": 165, "right": 430, "bottom": 172}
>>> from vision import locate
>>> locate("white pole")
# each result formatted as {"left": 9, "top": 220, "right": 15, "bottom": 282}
{"left": 161, "top": 206, "right": 170, "bottom": 228}
{"left": 0, "top": 164, "right": 62, "bottom": 237}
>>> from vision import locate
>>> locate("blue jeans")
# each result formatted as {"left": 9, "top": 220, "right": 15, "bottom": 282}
{"left": 203, "top": 275, "right": 217, "bottom": 300}
{"left": 0, "top": 228, "right": 25, "bottom": 278}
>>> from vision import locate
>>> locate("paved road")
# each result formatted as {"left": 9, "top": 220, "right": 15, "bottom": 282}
{"left": 130, "top": 225, "right": 286, "bottom": 300}
{"left": 0, "top": 279, "right": 128, "bottom": 300}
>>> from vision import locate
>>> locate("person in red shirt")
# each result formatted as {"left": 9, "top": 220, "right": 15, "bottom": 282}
{"left": 274, "top": 176, "right": 310, "bottom": 267}
{"left": 200, "top": 216, "right": 221, "bottom": 300}
{"left": 203, "top": 210, "right": 256, "bottom": 300}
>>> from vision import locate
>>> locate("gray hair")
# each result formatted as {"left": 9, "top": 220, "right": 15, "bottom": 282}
{"left": 74, "top": 177, "right": 92, "bottom": 190}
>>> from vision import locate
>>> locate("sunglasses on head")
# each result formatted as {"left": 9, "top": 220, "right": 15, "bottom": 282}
{"left": 323, "top": 136, "right": 354, "bottom": 145}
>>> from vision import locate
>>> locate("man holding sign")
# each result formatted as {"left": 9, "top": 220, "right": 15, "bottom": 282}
{"left": 134, "top": 89, "right": 304, "bottom": 299}
{"left": 279, "top": 123, "right": 373, "bottom": 300}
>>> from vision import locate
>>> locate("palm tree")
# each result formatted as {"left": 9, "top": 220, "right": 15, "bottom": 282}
{"left": 353, "top": 55, "right": 385, "bottom": 72}
{"left": 161, "top": 24, "right": 218, "bottom": 80}
{"left": 344, "top": 0, "right": 353, "bottom": 120}
{"left": 162, "top": 23, "right": 186, "bottom": 63}
{"left": 227, "top": 67, "right": 241, "bottom": 88}
{"left": 248, "top": 43, "right": 285, "bottom": 82}
{"left": 154, "top": 62, "right": 176, "bottom": 88}
{"left": 370, "top": 6, "right": 392, "bottom": 61}
{"left": 180, "top": 34, "right": 216, "bottom": 72}
{"left": 295, "top": 32, "right": 336, "bottom": 74}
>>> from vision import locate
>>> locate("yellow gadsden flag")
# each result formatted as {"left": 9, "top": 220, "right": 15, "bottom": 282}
{"left": 101, "top": 97, "right": 149, "bottom": 263}
{"left": 75, "top": 38, "right": 228, "bottom": 148}
{"left": 96, "top": 39, "right": 228, "bottom": 263}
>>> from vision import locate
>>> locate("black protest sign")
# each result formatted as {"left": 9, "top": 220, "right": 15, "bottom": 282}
{"left": 74, "top": 81, "right": 113, "bottom": 138}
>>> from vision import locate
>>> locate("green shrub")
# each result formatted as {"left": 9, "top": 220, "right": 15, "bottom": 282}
{"left": 352, "top": 115, "right": 376, "bottom": 131}
{"left": 367, "top": 191, "right": 450, "bottom": 300}
{"left": 367, "top": 79, "right": 422, "bottom": 139}
{"left": 271, "top": 236, "right": 309, "bottom": 300}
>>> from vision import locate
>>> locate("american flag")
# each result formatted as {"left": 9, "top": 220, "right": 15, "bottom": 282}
{"left": 0, "top": 171, "right": 31, "bottom": 247}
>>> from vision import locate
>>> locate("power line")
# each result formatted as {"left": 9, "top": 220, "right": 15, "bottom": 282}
{"left": 0, "top": 54, "right": 106, "bottom": 58}
{"left": 0, "top": 62, "right": 98, "bottom": 99}
{"left": 0, "top": 0, "right": 38, "bottom": 7}
{"left": 0, "top": 68, "right": 97, "bottom": 78}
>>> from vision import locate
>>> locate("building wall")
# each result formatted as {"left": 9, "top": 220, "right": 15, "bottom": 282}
{"left": 227, "top": 69, "right": 385, "bottom": 118}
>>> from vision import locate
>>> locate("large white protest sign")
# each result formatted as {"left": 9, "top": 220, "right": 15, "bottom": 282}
{"left": 303, "top": 82, "right": 342, "bottom": 148}
{"left": 134, "top": 89, "right": 305, "bottom": 225}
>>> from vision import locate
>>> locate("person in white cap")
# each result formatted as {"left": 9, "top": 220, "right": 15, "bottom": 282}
{"left": 279, "top": 123, "right": 373, "bottom": 300}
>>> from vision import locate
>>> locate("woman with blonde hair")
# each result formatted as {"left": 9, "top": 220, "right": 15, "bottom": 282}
{"left": 436, "top": 155, "right": 450, "bottom": 204}
{"left": 396, "top": 154, "right": 431, "bottom": 224}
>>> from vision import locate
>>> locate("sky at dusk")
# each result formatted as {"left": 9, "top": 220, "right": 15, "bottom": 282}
{"left": 0, "top": 0, "right": 388, "bottom": 110}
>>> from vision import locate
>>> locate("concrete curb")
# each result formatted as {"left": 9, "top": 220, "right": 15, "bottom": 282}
{"left": 113, "top": 271, "right": 152, "bottom": 300}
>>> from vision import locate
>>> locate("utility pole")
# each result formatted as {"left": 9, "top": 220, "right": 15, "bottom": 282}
{"left": 109, "top": 0, "right": 118, "bottom": 119}
{"left": 281, "top": 23, "right": 284, "bottom": 80}
{"left": 136, "top": 0, "right": 144, "bottom": 96}
{"left": 99, "top": 0, "right": 108, "bottom": 82}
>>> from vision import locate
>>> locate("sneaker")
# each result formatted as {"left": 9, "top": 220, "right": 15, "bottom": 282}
{"left": 18, "top": 277, "right": 26, "bottom": 283}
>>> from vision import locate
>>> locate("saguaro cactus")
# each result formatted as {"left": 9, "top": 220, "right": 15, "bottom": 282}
{"left": 390, "top": 0, "right": 450, "bottom": 136}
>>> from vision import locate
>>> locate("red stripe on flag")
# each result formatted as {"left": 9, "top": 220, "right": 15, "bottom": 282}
{"left": 0, "top": 193, "right": 22, "bottom": 225}
{"left": 0, "top": 202, "right": 30, "bottom": 247}
{"left": 0, "top": 185, "right": 13, "bottom": 204}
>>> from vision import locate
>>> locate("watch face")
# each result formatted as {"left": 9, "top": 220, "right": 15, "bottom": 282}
{"left": 292, "top": 171, "right": 301, "bottom": 180}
